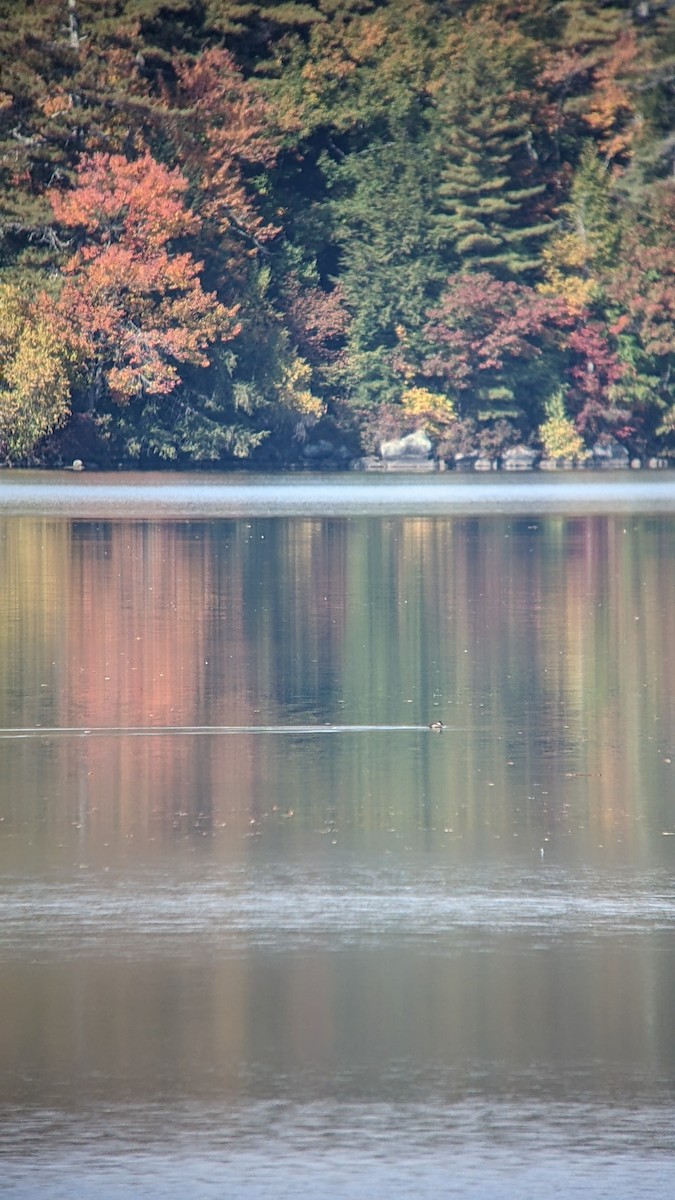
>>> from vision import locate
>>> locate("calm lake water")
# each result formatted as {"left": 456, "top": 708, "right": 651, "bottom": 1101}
{"left": 1, "top": 472, "right": 675, "bottom": 1198}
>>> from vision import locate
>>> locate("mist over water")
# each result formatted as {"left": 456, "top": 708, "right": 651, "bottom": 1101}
{"left": 1, "top": 475, "right": 675, "bottom": 1197}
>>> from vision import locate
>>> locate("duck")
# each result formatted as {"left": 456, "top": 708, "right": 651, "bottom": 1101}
{"left": 429, "top": 720, "right": 446, "bottom": 732}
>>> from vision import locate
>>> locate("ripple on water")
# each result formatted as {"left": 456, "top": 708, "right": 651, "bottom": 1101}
{"left": 2, "top": 865, "right": 675, "bottom": 959}
{"left": 1, "top": 1096, "right": 675, "bottom": 1199}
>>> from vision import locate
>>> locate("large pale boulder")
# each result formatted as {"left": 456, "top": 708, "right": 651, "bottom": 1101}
{"left": 380, "top": 429, "right": 432, "bottom": 461}
{"left": 502, "top": 444, "right": 538, "bottom": 471}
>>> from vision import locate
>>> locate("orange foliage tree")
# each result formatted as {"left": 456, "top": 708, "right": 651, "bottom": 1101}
{"left": 50, "top": 151, "right": 238, "bottom": 408}
{"left": 172, "top": 48, "right": 280, "bottom": 264}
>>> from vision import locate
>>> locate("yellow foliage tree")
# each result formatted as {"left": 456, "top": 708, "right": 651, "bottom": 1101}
{"left": 539, "top": 147, "right": 618, "bottom": 312}
{"left": 538, "top": 389, "right": 589, "bottom": 462}
{"left": 539, "top": 232, "right": 598, "bottom": 312}
{"left": 0, "top": 285, "right": 72, "bottom": 460}
{"left": 400, "top": 386, "right": 455, "bottom": 439}
{"left": 277, "top": 355, "right": 325, "bottom": 422}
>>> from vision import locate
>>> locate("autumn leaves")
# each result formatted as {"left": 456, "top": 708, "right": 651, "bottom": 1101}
{"left": 0, "top": 0, "right": 674, "bottom": 466}
{"left": 50, "top": 152, "right": 237, "bottom": 403}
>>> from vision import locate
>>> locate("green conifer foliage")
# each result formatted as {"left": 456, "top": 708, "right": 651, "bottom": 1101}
{"left": 0, "top": 0, "right": 673, "bottom": 464}
{"left": 540, "top": 142, "right": 619, "bottom": 307}
{"left": 556, "top": 0, "right": 630, "bottom": 83}
{"left": 261, "top": 0, "right": 436, "bottom": 142}
{"left": 328, "top": 128, "right": 438, "bottom": 407}
{"left": 431, "top": 16, "right": 551, "bottom": 279}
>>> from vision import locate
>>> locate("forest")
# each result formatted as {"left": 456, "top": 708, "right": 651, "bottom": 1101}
{"left": 0, "top": 0, "right": 673, "bottom": 470}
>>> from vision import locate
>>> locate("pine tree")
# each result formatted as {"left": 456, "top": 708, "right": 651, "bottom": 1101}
{"left": 431, "top": 16, "right": 551, "bottom": 279}
{"left": 0, "top": 1, "right": 180, "bottom": 278}
{"left": 261, "top": 0, "right": 436, "bottom": 140}
{"left": 269, "top": 0, "right": 444, "bottom": 410}
{"left": 328, "top": 126, "right": 438, "bottom": 407}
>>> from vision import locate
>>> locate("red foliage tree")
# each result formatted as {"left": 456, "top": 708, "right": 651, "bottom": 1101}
{"left": 565, "top": 319, "right": 627, "bottom": 436}
{"left": 283, "top": 280, "right": 348, "bottom": 370}
{"left": 421, "top": 271, "right": 570, "bottom": 397}
{"left": 50, "top": 151, "right": 238, "bottom": 402}
{"left": 416, "top": 271, "right": 628, "bottom": 447}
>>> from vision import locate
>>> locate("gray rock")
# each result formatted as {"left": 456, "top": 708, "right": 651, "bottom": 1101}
{"left": 380, "top": 428, "right": 432, "bottom": 461}
{"left": 539, "top": 458, "right": 575, "bottom": 471}
{"left": 354, "top": 456, "right": 386, "bottom": 471}
{"left": 382, "top": 458, "right": 437, "bottom": 472}
{"left": 502, "top": 444, "right": 538, "bottom": 471}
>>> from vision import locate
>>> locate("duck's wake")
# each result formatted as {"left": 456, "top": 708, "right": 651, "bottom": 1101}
{"left": 0, "top": 723, "right": 458, "bottom": 740}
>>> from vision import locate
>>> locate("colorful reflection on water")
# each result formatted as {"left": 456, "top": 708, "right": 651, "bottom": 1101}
{"left": 1, "top": 488, "right": 675, "bottom": 1198}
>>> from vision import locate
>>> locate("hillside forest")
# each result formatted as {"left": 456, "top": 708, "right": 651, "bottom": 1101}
{"left": 0, "top": 0, "right": 674, "bottom": 469}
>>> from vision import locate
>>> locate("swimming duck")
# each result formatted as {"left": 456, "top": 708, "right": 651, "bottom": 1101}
{"left": 429, "top": 720, "right": 446, "bottom": 731}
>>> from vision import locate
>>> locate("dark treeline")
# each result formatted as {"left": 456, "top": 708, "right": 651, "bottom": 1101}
{"left": 0, "top": 0, "right": 673, "bottom": 469}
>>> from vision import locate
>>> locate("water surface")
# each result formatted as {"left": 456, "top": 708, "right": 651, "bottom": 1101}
{"left": 2, "top": 466, "right": 675, "bottom": 516}
{"left": 1, "top": 475, "right": 675, "bottom": 1197}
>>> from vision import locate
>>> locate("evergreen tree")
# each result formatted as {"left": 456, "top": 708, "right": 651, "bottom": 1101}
{"left": 0, "top": 1, "right": 160, "bottom": 268}
{"left": 540, "top": 142, "right": 619, "bottom": 309}
{"left": 541, "top": 0, "right": 636, "bottom": 155}
{"left": 328, "top": 127, "right": 438, "bottom": 408}
{"left": 0, "top": 0, "right": 672, "bottom": 464}
{"left": 262, "top": 0, "right": 436, "bottom": 141}
{"left": 270, "top": 0, "right": 443, "bottom": 411}
{"left": 430, "top": 16, "right": 551, "bottom": 279}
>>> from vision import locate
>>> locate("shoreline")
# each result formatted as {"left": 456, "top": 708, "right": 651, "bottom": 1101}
{"left": 2, "top": 469, "right": 675, "bottom": 519}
